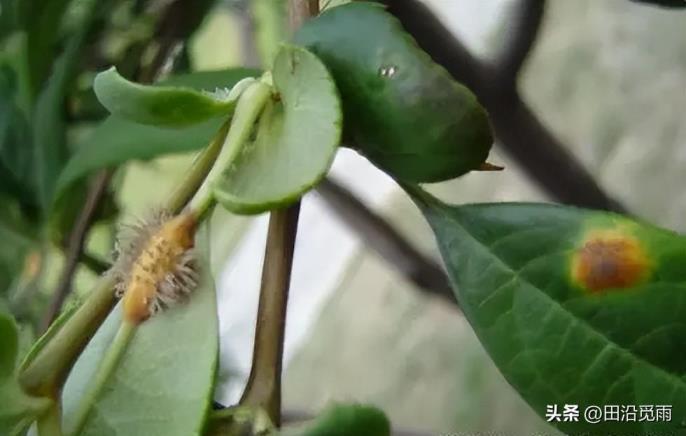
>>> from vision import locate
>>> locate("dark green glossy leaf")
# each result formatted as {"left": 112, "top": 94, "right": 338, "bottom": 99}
{"left": 94, "top": 67, "right": 240, "bottom": 127}
{"left": 213, "top": 45, "right": 341, "bottom": 214}
{"left": 0, "top": 0, "right": 19, "bottom": 36}
{"left": 408, "top": 186, "right": 686, "bottom": 434}
{"left": 0, "top": 63, "right": 36, "bottom": 208}
{"left": 32, "top": 0, "right": 104, "bottom": 210}
{"left": 0, "top": 197, "right": 35, "bottom": 296}
{"left": 0, "top": 312, "right": 51, "bottom": 435}
{"left": 62, "top": 225, "right": 218, "bottom": 436}
{"left": 54, "top": 68, "right": 260, "bottom": 204}
{"left": 295, "top": 2, "right": 493, "bottom": 183}
{"left": 280, "top": 404, "right": 390, "bottom": 436}
{"left": 24, "top": 0, "right": 74, "bottom": 95}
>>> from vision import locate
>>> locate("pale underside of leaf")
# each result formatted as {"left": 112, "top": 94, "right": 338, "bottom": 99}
{"left": 213, "top": 44, "right": 342, "bottom": 214}
{"left": 61, "top": 226, "right": 218, "bottom": 436}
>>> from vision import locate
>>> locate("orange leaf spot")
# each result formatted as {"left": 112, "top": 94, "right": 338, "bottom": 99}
{"left": 571, "top": 230, "right": 650, "bottom": 293}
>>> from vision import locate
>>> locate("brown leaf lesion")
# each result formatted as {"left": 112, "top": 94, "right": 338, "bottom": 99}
{"left": 571, "top": 229, "right": 651, "bottom": 293}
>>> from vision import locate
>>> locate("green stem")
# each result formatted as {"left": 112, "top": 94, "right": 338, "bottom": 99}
{"left": 188, "top": 79, "right": 272, "bottom": 217}
{"left": 19, "top": 275, "right": 117, "bottom": 397}
{"left": 239, "top": 205, "right": 301, "bottom": 427}
{"left": 18, "top": 111, "right": 237, "bottom": 397}
{"left": 167, "top": 76, "right": 257, "bottom": 214}
{"left": 168, "top": 120, "right": 231, "bottom": 214}
{"left": 67, "top": 320, "right": 137, "bottom": 436}
{"left": 36, "top": 402, "right": 63, "bottom": 436}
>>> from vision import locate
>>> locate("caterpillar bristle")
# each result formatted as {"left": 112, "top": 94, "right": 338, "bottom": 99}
{"left": 107, "top": 209, "right": 198, "bottom": 323}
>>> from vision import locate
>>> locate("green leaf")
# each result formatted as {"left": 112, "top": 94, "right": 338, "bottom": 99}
{"left": 0, "top": 197, "right": 35, "bottom": 296}
{"left": 54, "top": 68, "right": 260, "bottom": 205}
{"left": 24, "top": 0, "right": 75, "bottom": 96}
{"left": 61, "top": 225, "right": 218, "bottom": 436}
{"left": 94, "top": 67, "right": 241, "bottom": 127}
{"left": 0, "top": 0, "right": 19, "bottom": 36}
{"left": 213, "top": 45, "right": 342, "bottom": 214}
{"left": 31, "top": 0, "right": 105, "bottom": 210}
{"left": 408, "top": 186, "right": 686, "bottom": 434}
{"left": 0, "top": 63, "right": 36, "bottom": 208}
{"left": 0, "top": 312, "right": 51, "bottom": 435}
{"left": 295, "top": 2, "right": 493, "bottom": 183}
{"left": 280, "top": 404, "right": 390, "bottom": 436}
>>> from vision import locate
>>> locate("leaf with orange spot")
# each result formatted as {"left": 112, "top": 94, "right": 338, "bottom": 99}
{"left": 405, "top": 184, "right": 686, "bottom": 435}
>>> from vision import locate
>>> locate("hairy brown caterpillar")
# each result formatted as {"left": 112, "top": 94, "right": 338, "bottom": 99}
{"left": 109, "top": 210, "right": 199, "bottom": 323}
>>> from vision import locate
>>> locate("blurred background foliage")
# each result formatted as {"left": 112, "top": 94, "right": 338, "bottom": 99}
{"left": 1, "top": 0, "right": 685, "bottom": 434}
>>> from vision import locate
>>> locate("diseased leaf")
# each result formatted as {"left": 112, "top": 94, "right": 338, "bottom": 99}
{"left": 280, "top": 404, "right": 391, "bottom": 436}
{"left": 213, "top": 45, "right": 341, "bottom": 214}
{"left": 61, "top": 225, "right": 218, "bottom": 436}
{"left": 0, "top": 312, "right": 51, "bottom": 435}
{"left": 94, "top": 67, "right": 241, "bottom": 127}
{"left": 407, "top": 186, "right": 686, "bottom": 435}
{"left": 54, "top": 68, "right": 260, "bottom": 204}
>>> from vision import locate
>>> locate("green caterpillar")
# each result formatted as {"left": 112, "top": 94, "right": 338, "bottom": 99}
{"left": 295, "top": 2, "right": 493, "bottom": 183}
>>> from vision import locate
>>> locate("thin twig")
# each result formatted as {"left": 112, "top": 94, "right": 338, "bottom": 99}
{"left": 139, "top": 0, "right": 215, "bottom": 83}
{"left": 239, "top": 0, "right": 315, "bottom": 427}
{"left": 41, "top": 170, "right": 112, "bottom": 332}
{"left": 240, "top": 205, "right": 301, "bottom": 426}
{"left": 316, "top": 178, "right": 456, "bottom": 305}
{"left": 383, "top": 0, "right": 628, "bottom": 213}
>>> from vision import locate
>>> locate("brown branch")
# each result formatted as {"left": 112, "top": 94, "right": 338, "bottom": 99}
{"left": 316, "top": 178, "right": 456, "bottom": 305}
{"left": 239, "top": 205, "right": 301, "bottom": 426}
{"left": 41, "top": 170, "right": 113, "bottom": 331}
{"left": 493, "top": 0, "right": 546, "bottom": 85}
{"left": 382, "top": 0, "right": 628, "bottom": 214}
{"left": 239, "top": 0, "right": 315, "bottom": 427}
{"left": 138, "top": 0, "right": 216, "bottom": 82}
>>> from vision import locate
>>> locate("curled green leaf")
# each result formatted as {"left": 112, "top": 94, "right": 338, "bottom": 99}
{"left": 94, "top": 67, "right": 242, "bottom": 127}
{"left": 213, "top": 44, "right": 342, "bottom": 214}
{"left": 54, "top": 68, "right": 259, "bottom": 206}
